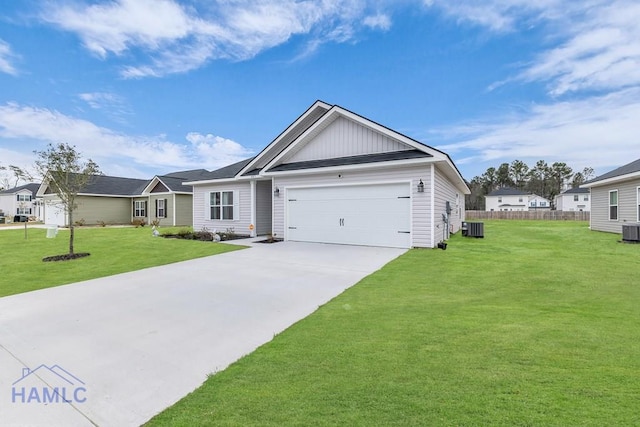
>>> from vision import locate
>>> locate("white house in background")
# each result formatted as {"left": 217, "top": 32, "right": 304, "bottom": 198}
{"left": 185, "top": 101, "right": 470, "bottom": 249}
{"left": 0, "top": 183, "right": 42, "bottom": 221}
{"left": 581, "top": 157, "right": 640, "bottom": 234}
{"left": 554, "top": 187, "right": 590, "bottom": 211}
{"left": 485, "top": 187, "right": 551, "bottom": 211}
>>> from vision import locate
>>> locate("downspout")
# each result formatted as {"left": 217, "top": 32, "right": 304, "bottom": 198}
{"left": 173, "top": 193, "right": 177, "bottom": 226}
{"left": 430, "top": 164, "right": 435, "bottom": 248}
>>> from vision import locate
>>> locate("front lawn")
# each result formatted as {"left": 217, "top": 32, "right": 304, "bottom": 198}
{"left": 147, "top": 221, "right": 640, "bottom": 426}
{"left": 0, "top": 226, "right": 244, "bottom": 297}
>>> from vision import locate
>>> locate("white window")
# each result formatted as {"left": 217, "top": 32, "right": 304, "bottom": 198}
{"left": 210, "top": 191, "right": 235, "bottom": 220}
{"left": 584, "top": 195, "right": 589, "bottom": 201}
{"left": 637, "top": 187, "right": 640, "bottom": 222}
{"left": 609, "top": 190, "right": 618, "bottom": 221}
{"left": 574, "top": 195, "right": 579, "bottom": 201}
{"left": 156, "top": 199, "right": 167, "bottom": 218}
{"left": 498, "top": 197, "right": 502, "bottom": 203}
{"left": 134, "top": 200, "right": 146, "bottom": 217}
{"left": 518, "top": 197, "right": 523, "bottom": 202}
{"left": 16, "top": 194, "right": 32, "bottom": 202}
{"left": 540, "top": 201, "right": 547, "bottom": 207}
{"left": 16, "top": 207, "right": 32, "bottom": 215}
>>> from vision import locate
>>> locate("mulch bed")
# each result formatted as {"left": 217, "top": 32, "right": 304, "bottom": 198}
{"left": 255, "top": 238, "right": 283, "bottom": 244}
{"left": 43, "top": 253, "right": 91, "bottom": 262}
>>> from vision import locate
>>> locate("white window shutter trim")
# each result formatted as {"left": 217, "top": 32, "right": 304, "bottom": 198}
{"left": 233, "top": 190, "right": 239, "bottom": 221}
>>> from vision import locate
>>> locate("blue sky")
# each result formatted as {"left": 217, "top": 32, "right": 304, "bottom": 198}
{"left": 1, "top": 0, "right": 638, "bottom": 183}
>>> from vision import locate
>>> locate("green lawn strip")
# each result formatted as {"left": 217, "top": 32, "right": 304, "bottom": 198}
{"left": 147, "top": 221, "right": 640, "bottom": 426}
{"left": 0, "top": 226, "right": 245, "bottom": 297}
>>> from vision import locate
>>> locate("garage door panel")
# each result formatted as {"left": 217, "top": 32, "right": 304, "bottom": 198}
{"left": 286, "top": 183, "right": 411, "bottom": 248}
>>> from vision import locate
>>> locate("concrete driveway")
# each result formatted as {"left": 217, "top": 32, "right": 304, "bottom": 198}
{"left": 0, "top": 240, "right": 405, "bottom": 426}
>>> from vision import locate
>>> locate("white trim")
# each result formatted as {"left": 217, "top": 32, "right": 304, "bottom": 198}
{"left": 609, "top": 189, "right": 619, "bottom": 221}
{"left": 637, "top": 186, "right": 640, "bottom": 222}
{"left": 430, "top": 164, "right": 435, "bottom": 248}
{"left": 172, "top": 193, "right": 177, "bottom": 226}
{"left": 236, "top": 101, "right": 332, "bottom": 177}
{"left": 250, "top": 180, "right": 256, "bottom": 237}
{"left": 184, "top": 177, "right": 242, "bottom": 186}
{"left": 262, "top": 157, "right": 437, "bottom": 177}
{"left": 582, "top": 170, "right": 640, "bottom": 188}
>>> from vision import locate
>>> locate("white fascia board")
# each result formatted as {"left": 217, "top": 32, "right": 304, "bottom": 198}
{"left": 141, "top": 176, "right": 162, "bottom": 194}
{"left": 183, "top": 177, "right": 240, "bottom": 186}
{"left": 581, "top": 171, "right": 640, "bottom": 188}
{"left": 236, "top": 101, "right": 333, "bottom": 177}
{"left": 262, "top": 157, "right": 436, "bottom": 177}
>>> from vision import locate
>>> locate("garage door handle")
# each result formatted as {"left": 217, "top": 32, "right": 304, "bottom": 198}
{"left": 397, "top": 231, "right": 410, "bottom": 234}
{"left": 398, "top": 196, "right": 410, "bottom": 199}
{"left": 289, "top": 226, "right": 297, "bottom": 230}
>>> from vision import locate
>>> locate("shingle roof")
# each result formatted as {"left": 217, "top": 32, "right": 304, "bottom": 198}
{"left": 49, "top": 174, "right": 149, "bottom": 196}
{"left": 487, "top": 187, "right": 529, "bottom": 196}
{"left": 584, "top": 158, "right": 640, "bottom": 185}
{"left": 267, "top": 150, "right": 431, "bottom": 172}
{"left": 0, "top": 182, "right": 41, "bottom": 195}
{"left": 195, "top": 157, "right": 256, "bottom": 180}
{"left": 162, "top": 169, "right": 210, "bottom": 180}
{"left": 562, "top": 187, "right": 590, "bottom": 194}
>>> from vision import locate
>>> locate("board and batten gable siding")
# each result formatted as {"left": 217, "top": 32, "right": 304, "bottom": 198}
{"left": 590, "top": 178, "right": 640, "bottom": 233}
{"left": 75, "top": 195, "right": 132, "bottom": 225}
{"left": 434, "top": 165, "right": 464, "bottom": 235}
{"left": 192, "top": 181, "right": 252, "bottom": 234}
{"left": 272, "top": 163, "right": 434, "bottom": 247}
{"left": 286, "top": 116, "right": 411, "bottom": 163}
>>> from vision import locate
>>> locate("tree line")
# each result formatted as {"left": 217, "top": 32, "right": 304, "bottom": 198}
{"left": 466, "top": 160, "right": 594, "bottom": 210}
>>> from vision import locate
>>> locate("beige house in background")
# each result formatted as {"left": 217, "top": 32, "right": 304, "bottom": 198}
{"left": 37, "top": 170, "right": 209, "bottom": 227}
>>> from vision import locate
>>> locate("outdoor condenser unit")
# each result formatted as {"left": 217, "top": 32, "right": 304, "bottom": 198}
{"left": 622, "top": 223, "right": 640, "bottom": 243}
{"left": 462, "top": 221, "right": 484, "bottom": 238}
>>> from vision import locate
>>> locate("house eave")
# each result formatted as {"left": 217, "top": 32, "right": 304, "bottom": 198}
{"left": 581, "top": 170, "right": 640, "bottom": 188}
{"left": 262, "top": 157, "right": 437, "bottom": 177}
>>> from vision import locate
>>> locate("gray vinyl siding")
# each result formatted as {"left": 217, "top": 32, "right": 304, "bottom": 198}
{"left": 286, "top": 116, "right": 411, "bottom": 162}
{"left": 192, "top": 182, "right": 252, "bottom": 235}
{"left": 590, "top": 178, "right": 640, "bottom": 233}
{"left": 74, "top": 196, "right": 131, "bottom": 225}
{"left": 434, "top": 165, "right": 465, "bottom": 237}
{"left": 174, "top": 194, "right": 193, "bottom": 226}
{"left": 256, "top": 180, "right": 272, "bottom": 235}
{"left": 272, "top": 163, "right": 434, "bottom": 248}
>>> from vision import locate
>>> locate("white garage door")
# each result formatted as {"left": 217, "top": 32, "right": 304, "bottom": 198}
{"left": 286, "top": 183, "right": 411, "bottom": 248}
{"left": 45, "top": 200, "right": 67, "bottom": 226}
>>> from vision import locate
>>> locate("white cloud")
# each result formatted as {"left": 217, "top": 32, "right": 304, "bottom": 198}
{"left": 0, "top": 39, "right": 19, "bottom": 75}
{"left": 363, "top": 14, "right": 392, "bottom": 31}
{"left": 0, "top": 102, "right": 253, "bottom": 175}
{"left": 435, "top": 88, "right": 640, "bottom": 175}
{"left": 78, "top": 92, "right": 133, "bottom": 124}
{"left": 42, "top": 0, "right": 391, "bottom": 78}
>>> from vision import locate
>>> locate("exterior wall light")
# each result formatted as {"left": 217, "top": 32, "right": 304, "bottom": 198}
{"left": 274, "top": 187, "right": 280, "bottom": 197}
{"left": 417, "top": 179, "right": 424, "bottom": 193}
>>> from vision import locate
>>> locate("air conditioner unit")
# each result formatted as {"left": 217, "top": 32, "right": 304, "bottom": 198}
{"left": 462, "top": 221, "right": 484, "bottom": 238}
{"left": 622, "top": 223, "right": 640, "bottom": 243}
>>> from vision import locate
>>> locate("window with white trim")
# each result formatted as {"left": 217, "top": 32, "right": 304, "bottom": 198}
{"left": 637, "top": 187, "right": 640, "bottom": 222}
{"left": 134, "top": 200, "right": 146, "bottom": 217}
{"left": 574, "top": 195, "right": 579, "bottom": 201}
{"left": 584, "top": 195, "right": 589, "bottom": 201}
{"left": 609, "top": 190, "right": 618, "bottom": 221}
{"left": 210, "top": 191, "right": 235, "bottom": 220}
{"left": 16, "top": 207, "right": 32, "bottom": 215}
{"left": 16, "top": 194, "right": 32, "bottom": 202}
{"left": 156, "top": 199, "right": 167, "bottom": 218}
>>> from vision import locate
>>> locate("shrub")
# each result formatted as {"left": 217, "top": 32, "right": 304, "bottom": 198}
{"left": 132, "top": 218, "right": 146, "bottom": 228}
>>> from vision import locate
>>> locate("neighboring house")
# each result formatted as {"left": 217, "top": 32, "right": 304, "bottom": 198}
{"left": 581, "top": 157, "right": 640, "bottom": 233}
{"left": 0, "top": 183, "right": 42, "bottom": 221}
{"left": 185, "top": 101, "right": 470, "bottom": 249}
{"left": 37, "top": 169, "right": 209, "bottom": 227}
{"left": 555, "top": 187, "right": 590, "bottom": 211}
{"left": 485, "top": 187, "right": 551, "bottom": 211}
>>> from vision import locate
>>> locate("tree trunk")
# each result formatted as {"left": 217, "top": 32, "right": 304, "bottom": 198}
{"left": 68, "top": 208, "right": 75, "bottom": 255}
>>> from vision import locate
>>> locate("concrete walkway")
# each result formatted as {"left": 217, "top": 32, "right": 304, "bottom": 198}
{"left": 0, "top": 240, "right": 405, "bottom": 426}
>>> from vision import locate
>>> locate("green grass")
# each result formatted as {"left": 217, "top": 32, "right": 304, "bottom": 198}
{"left": 0, "top": 226, "right": 244, "bottom": 297}
{"left": 147, "top": 221, "right": 640, "bottom": 426}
